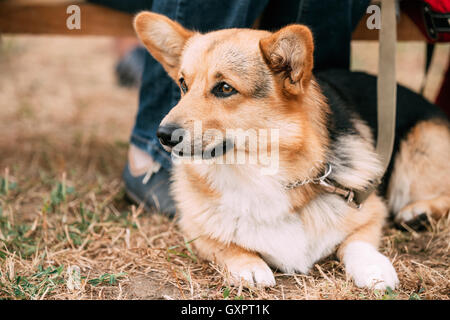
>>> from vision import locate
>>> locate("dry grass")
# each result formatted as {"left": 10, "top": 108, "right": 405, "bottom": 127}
{"left": 0, "top": 36, "right": 448, "bottom": 300}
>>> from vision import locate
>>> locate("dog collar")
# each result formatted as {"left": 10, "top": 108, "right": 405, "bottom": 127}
{"left": 284, "top": 163, "right": 361, "bottom": 209}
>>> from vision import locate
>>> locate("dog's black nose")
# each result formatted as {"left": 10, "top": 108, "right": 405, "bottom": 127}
{"left": 157, "top": 124, "right": 183, "bottom": 147}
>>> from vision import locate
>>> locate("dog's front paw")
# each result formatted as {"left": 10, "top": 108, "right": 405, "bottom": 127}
{"left": 343, "top": 241, "right": 399, "bottom": 290}
{"left": 227, "top": 259, "right": 276, "bottom": 288}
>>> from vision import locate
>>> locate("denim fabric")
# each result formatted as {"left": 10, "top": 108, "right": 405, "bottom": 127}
{"left": 90, "top": 0, "right": 370, "bottom": 170}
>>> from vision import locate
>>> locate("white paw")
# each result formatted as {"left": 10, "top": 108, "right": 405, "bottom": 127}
{"left": 343, "top": 241, "right": 399, "bottom": 290}
{"left": 227, "top": 261, "right": 276, "bottom": 288}
{"left": 396, "top": 203, "right": 429, "bottom": 224}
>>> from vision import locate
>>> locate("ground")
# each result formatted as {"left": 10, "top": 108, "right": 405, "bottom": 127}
{"left": 0, "top": 35, "right": 448, "bottom": 300}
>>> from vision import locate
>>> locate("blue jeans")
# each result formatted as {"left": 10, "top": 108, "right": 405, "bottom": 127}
{"left": 90, "top": 0, "right": 370, "bottom": 170}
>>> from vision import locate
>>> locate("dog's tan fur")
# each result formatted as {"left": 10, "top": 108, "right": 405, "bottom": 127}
{"left": 387, "top": 120, "right": 450, "bottom": 223}
{"left": 134, "top": 12, "right": 450, "bottom": 289}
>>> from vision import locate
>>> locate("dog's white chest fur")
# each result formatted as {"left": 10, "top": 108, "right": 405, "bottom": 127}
{"left": 194, "top": 165, "right": 347, "bottom": 273}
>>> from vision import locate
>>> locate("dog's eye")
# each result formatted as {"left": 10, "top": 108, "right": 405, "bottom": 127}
{"left": 179, "top": 77, "right": 188, "bottom": 94}
{"left": 212, "top": 82, "right": 237, "bottom": 98}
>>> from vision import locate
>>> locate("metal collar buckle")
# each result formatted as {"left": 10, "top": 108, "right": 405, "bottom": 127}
{"left": 318, "top": 179, "right": 361, "bottom": 209}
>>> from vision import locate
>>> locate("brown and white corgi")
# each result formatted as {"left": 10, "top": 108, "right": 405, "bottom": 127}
{"left": 134, "top": 12, "right": 450, "bottom": 290}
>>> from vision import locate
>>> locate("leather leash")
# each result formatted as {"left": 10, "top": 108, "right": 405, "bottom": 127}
{"left": 353, "top": 0, "right": 397, "bottom": 206}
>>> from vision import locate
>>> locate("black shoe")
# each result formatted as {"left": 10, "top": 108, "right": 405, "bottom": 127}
{"left": 122, "top": 163, "right": 176, "bottom": 218}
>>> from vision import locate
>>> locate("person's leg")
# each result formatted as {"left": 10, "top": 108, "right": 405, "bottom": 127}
{"left": 124, "top": 0, "right": 270, "bottom": 216}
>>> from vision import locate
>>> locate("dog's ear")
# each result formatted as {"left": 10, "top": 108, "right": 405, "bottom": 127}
{"left": 134, "top": 12, "right": 193, "bottom": 80}
{"left": 259, "top": 25, "right": 314, "bottom": 96}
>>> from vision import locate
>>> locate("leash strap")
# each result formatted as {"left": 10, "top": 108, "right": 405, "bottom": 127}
{"left": 354, "top": 0, "right": 397, "bottom": 205}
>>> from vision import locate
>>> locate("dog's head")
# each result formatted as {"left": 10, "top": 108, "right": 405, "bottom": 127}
{"left": 134, "top": 12, "right": 326, "bottom": 169}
